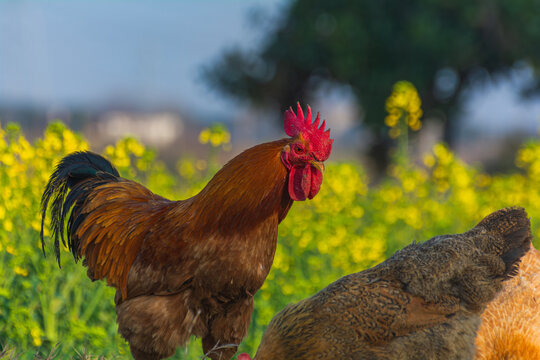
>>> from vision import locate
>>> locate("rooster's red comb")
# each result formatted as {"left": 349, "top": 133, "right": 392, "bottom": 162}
{"left": 284, "top": 102, "right": 333, "bottom": 161}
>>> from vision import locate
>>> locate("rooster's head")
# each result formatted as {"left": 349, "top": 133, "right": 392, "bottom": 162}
{"left": 281, "top": 102, "right": 333, "bottom": 201}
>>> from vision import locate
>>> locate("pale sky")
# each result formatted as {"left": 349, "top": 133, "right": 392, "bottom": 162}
{"left": 0, "top": 1, "right": 285, "bottom": 120}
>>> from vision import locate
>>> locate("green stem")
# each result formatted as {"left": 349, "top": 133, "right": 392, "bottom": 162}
{"left": 397, "top": 114, "right": 409, "bottom": 166}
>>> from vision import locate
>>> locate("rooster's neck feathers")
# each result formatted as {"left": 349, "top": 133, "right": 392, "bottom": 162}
{"left": 182, "top": 139, "right": 293, "bottom": 235}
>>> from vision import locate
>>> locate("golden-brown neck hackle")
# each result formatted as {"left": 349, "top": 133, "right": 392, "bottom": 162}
{"left": 185, "top": 139, "right": 293, "bottom": 236}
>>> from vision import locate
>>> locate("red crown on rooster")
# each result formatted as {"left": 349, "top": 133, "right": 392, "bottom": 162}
{"left": 284, "top": 102, "right": 334, "bottom": 161}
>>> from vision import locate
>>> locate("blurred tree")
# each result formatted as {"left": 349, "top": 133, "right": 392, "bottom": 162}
{"left": 204, "top": 0, "right": 540, "bottom": 149}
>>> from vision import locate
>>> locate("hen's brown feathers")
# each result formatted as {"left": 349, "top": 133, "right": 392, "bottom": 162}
{"left": 253, "top": 207, "right": 532, "bottom": 360}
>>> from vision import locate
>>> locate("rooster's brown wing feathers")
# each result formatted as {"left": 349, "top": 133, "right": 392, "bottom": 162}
{"left": 73, "top": 179, "right": 176, "bottom": 300}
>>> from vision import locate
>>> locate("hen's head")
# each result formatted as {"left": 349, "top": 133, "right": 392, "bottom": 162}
{"left": 281, "top": 102, "right": 333, "bottom": 201}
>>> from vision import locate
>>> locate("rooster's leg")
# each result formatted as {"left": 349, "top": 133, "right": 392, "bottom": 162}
{"left": 202, "top": 333, "right": 238, "bottom": 360}
{"left": 202, "top": 296, "right": 254, "bottom": 360}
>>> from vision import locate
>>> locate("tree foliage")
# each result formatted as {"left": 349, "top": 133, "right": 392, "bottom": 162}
{"left": 204, "top": 0, "right": 540, "bottom": 140}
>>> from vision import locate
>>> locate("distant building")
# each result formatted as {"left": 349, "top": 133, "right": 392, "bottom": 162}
{"left": 97, "top": 111, "right": 183, "bottom": 146}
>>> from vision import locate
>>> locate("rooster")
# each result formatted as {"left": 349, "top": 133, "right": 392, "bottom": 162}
{"left": 239, "top": 207, "right": 531, "bottom": 360}
{"left": 40, "top": 103, "right": 333, "bottom": 360}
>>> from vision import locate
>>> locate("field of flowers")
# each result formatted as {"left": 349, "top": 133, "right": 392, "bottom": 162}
{"left": 1, "top": 85, "right": 540, "bottom": 358}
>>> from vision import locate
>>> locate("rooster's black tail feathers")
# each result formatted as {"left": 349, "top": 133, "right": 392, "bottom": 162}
{"left": 40, "top": 151, "right": 120, "bottom": 266}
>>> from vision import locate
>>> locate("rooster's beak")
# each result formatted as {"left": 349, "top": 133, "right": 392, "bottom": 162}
{"left": 310, "top": 160, "right": 325, "bottom": 173}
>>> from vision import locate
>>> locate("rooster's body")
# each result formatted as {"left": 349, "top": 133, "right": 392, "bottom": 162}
{"left": 40, "top": 104, "right": 333, "bottom": 360}
{"left": 244, "top": 208, "right": 531, "bottom": 360}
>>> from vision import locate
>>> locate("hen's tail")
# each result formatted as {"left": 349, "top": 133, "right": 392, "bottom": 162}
{"left": 40, "top": 151, "right": 120, "bottom": 266}
{"left": 474, "top": 207, "right": 532, "bottom": 279}
{"left": 451, "top": 207, "right": 532, "bottom": 312}
{"left": 395, "top": 207, "right": 532, "bottom": 314}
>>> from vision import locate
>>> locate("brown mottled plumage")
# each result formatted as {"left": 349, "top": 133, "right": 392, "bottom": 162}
{"left": 245, "top": 207, "right": 531, "bottom": 360}
{"left": 475, "top": 246, "right": 540, "bottom": 360}
{"left": 40, "top": 105, "right": 334, "bottom": 360}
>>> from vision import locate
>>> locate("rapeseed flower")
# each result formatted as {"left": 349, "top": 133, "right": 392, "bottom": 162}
{"left": 385, "top": 81, "right": 423, "bottom": 138}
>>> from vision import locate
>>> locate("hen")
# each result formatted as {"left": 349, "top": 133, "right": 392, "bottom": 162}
{"left": 240, "top": 207, "right": 531, "bottom": 360}
{"left": 475, "top": 245, "right": 540, "bottom": 359}
{"left": 40, "top": 103, "right": 333, "bottom": 360}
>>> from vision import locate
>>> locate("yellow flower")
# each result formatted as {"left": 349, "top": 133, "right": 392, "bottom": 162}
{"left": 408, "top": 117, "right": 422, "bottom": 131}
{"left": 4, "top": 219, "right": 13, "bottom": 232}
{"left": 433, "top": 143, "right": 453, "bottom": 164}
{"left": 127, "top": 139, "right": 145, "bottom": 157}
{"left": 282, "top": 283, "right": 294, "bottom": 296}
{"left": 350, "top": 206, "right": 364, "bottom": 218}
{"left": 209, "top": 133, "right": 222, "bottom": 147}
{"left": 15, "top": 266, "right": 28, "bottom": 277}
{"left": 199, "top": 128, "right": 210, "bottom": 144}
{"left": 384, "top": 112, "right": 401, "bottom": 128}
{"left": 178, "top": 159, "right": 196, "bottom": 179}
{"left": 31, "top": 327, "right": 42, "bottom": 346}
{"left": 0, "top": 153, "right": 15, "bottom": 165}
{"left": 104, "top": 145, "right": 115, "bottom": 157}
{"left": 199, "top": 124, "right": 231, "bottom": 147}
{"left": 423, "top": 154, "right": 435, "bottom": 168}
{"left": 385, "top": 81, "right": 423, "bottom": 136}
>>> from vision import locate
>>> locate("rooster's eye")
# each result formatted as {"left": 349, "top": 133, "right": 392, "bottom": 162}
{"left": 294, "top": 145, "right": 304, "bottom": 154}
